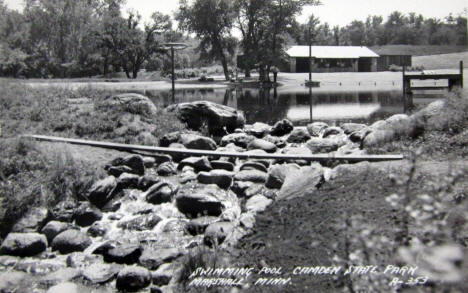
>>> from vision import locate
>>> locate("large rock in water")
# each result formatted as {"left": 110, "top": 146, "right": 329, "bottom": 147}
{"left": 1, "top": 233, "right": 47, "bottom": 256}
{"left": 278, "top": 164, "right": 324, "bottom": 200}
{"left": 176, "top": 184, "right": 225, "bottom": 218}
{"left": 87, "top": 176, "right": 118, "bottom": 208}
{"left": 116, "top": 266, "right": 151, "bottom": 292}
{"left": 167, "top": 101, "right": 245, "bottom": 135}
{"left": 52, "top": 230, "right": 92, "bottom": 254}
{"left": 100, "top": 93, "right": 158, "bottom": 116}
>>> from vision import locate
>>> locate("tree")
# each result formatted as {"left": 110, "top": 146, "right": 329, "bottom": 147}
{"left": 99, "top": 8, "right": 172, "bottom": 78}
{"left": 235, "top": 0, "right": 321, "bottom": 80}
{"left": 176, "top": 0, "right": 237, "bottom": 81}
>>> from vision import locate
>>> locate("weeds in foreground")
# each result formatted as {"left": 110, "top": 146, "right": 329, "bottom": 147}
{"left": 334, "top": 153, "right": 468, "bottom": 292}
{"left": 0, "top": 138, "right": 103, "bottom": 240}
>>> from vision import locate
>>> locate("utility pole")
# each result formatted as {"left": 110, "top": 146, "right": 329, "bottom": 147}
{"left": 309, "top": 27, "right": 312, "bottom": 82}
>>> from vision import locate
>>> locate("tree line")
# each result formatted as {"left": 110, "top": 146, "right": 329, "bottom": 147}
{"left": 0, "top": 0, "right": 466, "bottom": 80}
{"left": 295, "top": 11, "right": 467, "bottom": 47}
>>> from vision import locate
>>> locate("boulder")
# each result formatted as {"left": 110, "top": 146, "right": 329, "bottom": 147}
{"left": 50, "top": 200, "right": 78, "bottom": 223}
{"left": 178, "top": 157, "right": 212, "bottom": 173}
{"left": 51, "top": 230, "right": 92, "bottom": 254}
{"left": 139, "top": 248, "right": 182, "bottom": 270}
{"left": 66, "top": 252, "right": 103, "bottom": 269}
{"left": 152, "top": 263, "right": 175, "bottom": 286}
{"left": 145, "top": 181, "right": 178, "bottom": 204}
{"left": 87, "top": 176, "right": 118, "bottom": 208}
{"left": 118, "top": 214, "right": 162, "bottom": 231}
{"left": 143, "top": 157, "right": 156, "bottom": 168}
{"left": 247, "top": 139, "right": 277, "bottom": 153}
{"left": 117, "top": 173, "right": 140, "bottom": 190}
{"left": 307, "top": 122, "right": 328, "bottom": 137}
{"left": 101, "top": 93, "right": 157, "bottom": 116}
{"left": 185, "top": 216, "right": 219, "bottom": 236}
{"left": 122, "top": 155, "right": 145, "bottom": 176}
{"left": 306, "top": 137, "right": 347, "bottom": 153}
{"left": 103, "top": 244, "right": 142, "bottom": 264}
{"left": 87, "top": 222, "right": 109, "bottom": 237}
{"left": 116, "top": 266, "right": 151, "bottom": 292}
{"left": 245, "top": 122, "right": 271, "bottom": 138}
{"left": 322, "top": 126, "right": 344, "bottom": 138}
{"left": 242, "top": 150, "right": 271, "bottom": 168}
{"left": 73, "top": 202, "right": 102, "bottom": 227}
{"left": 220, "top": 133, "right": 255, "bottom": 148}
{"left": 41, "top": 221, "right": 70, "bottom": 243}
{"left": 176, "top": 185, "right": 225, "bottom": 218}
{"left": 265, "top": 164, "right": 301, "bottom": 189}
{"left": 197, "top": 170, "right": 234, "bottom": 189}
{"left": 0, "top": 233, "right": 47, "bottom": 256}
{"left": 262, "top": 135, "right": 288, "bottom": 148}
{"left": 245, "top": 195, "right": 273, "bottom": 213}
{"left": 330, "top": 161, "right": 371, "bottom": 180}
{"left": 179, "top": 133, "right": 217, "bottom": 150}
{"left": 159, "top": 131, "right": 181, "bottom": 147}
{"left": 341, "top": 123, "right": 367, "bottom": 135}
{"left": 361, "top": 129, "right": 395, "bottom": 148}
{"left": 349, "top": 128, "right": 371, "bottom": 143}
{"left": 168, "top": 101, "right": 245, "bottom": 135}
{"left": 231, "top": 181, "right": 259, "bottom": 198}
{"left": 336, "top": 143, "right": 366, "bottom": 156}
{"left": 11, "top": 207, "right": 49, "bottom": 233}
{"left": 168, "top": 143, "right": 188, "bottom": 162}
{"left": 156, "top": 162, "right": 177, "bottom": 176}
{"left": 240, "top": 161, "right": 268, "bottom": 173}
{"left": 210, "top": 160, "right": 235, "bottom": 171}
{"left": 138, "top": 175, "right": 161, "bottom": 191}
{"left": 279, "top": 146, "right": 312, "bottom": 166}
{"left": 278, "top": 164, "right": 324, "bottom": 200}
{"left": 204, "top": 222, "right": 235, "bottom": 247}
{"left": 270, "top": 119, "right": 294, "bottom": 136}
{"left": 234, "top": 170, "right": 267, "bottom": 183}
{"left": 82, "top": 263, "right": 119, "bottom": 284}
{"left": 107, "top": 165, "right": 133, "bottom": 177}
{"left": 287, "top": 127, "right": 311, "bottom": 143}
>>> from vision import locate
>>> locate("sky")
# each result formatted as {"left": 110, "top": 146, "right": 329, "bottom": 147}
{"left": 4, "top": 0, "right": 468, "bottom": 28}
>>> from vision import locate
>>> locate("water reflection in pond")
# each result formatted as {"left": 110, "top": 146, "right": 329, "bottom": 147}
{"left": 142, "top": 87, "right": 442, "bottom": 125}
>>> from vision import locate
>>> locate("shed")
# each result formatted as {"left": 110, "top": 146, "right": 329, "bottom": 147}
{"left": 286, "top": 46, "right": 379, "bottom": 73}
{"left": 370, "top": 46, "right": 412, "bottom": 71}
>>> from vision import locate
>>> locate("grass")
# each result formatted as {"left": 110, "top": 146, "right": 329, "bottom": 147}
{"left": 0, "top": 138, "right": 105, "bottom": 240}
{"left": 370, "top": 45, "right": 467, "bottom": 57}
{"left": 413, "top": 51, "right": 468, "bottom": 70}
{"left": 0, "top": 80, "right": 185, "bottom": 143}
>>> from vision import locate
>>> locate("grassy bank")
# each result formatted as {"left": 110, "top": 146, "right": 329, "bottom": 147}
{"left": 0, "top": 81, "right": 184, "bottom": 142}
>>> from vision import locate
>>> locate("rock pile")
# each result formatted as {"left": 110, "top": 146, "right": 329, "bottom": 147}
{"left": 1, "top": 107, "right": 412, "bottom": 292}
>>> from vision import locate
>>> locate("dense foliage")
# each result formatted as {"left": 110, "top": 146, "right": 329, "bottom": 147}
{"left": 0, "top": 0, "right": 466, "bottom": 79}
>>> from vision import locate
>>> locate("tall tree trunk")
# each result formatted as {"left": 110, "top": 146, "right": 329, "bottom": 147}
{"left": 220, "top": 52, "right": 229, "bottom": 81}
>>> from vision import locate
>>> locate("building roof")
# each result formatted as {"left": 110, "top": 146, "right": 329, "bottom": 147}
{"left": 286, "top": 46, "right": 379, "bottom": 59}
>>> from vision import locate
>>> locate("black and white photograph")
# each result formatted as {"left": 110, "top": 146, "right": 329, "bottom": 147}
{"left": 0, "top": 0, "right": 467, "bottom": 292}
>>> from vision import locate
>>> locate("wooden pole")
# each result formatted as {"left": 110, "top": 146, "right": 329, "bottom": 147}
{"left": 171, "top": 47, "right": 175, "bottom": 102}
{"left": 23, "top": 135, "right": 404, "bottom": 163}
{"left": 460, "top": 60, "right": 464, "bottom": 88}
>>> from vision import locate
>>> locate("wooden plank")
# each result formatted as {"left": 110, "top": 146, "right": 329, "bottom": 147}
{"left": 23, "top": 134, "right": 404, "bottom": 163}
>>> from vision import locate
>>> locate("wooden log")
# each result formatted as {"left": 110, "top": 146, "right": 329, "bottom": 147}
{"left": 23, "top": 134, "right": 404, "bottom": 163}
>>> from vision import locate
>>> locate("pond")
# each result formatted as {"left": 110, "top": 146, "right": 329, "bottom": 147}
{"left": 138, "top": 87, "right": 445, "bottom": 125}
